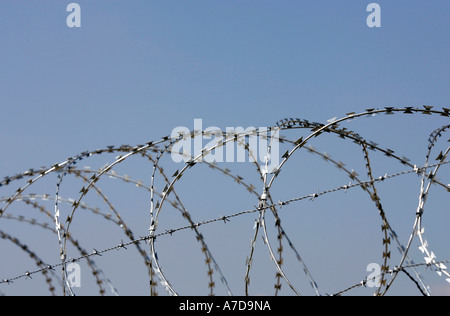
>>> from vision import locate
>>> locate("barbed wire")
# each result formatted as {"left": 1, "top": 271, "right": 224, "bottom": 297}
{"left": 0, "top": 106, "right": 449, "bottom": 296}
{"left": 0, "top": 160, "right": 448, "bottom": 293}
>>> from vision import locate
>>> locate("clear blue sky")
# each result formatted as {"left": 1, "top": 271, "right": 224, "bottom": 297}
{"left": 0, "top": 1, "right": 449, "bottom": 296}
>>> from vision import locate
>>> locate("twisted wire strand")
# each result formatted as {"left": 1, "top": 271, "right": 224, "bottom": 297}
{"left": 1, "top": 160, "right": 447, "bottom": 292}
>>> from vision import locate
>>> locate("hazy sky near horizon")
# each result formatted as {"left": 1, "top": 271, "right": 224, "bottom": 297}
{"left": 0, "top": 1, "right": 449, "bottom": 296}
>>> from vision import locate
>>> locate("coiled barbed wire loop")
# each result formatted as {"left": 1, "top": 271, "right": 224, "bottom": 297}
{"left": 0, "top": 106, "right": 449, "bottom": 296}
